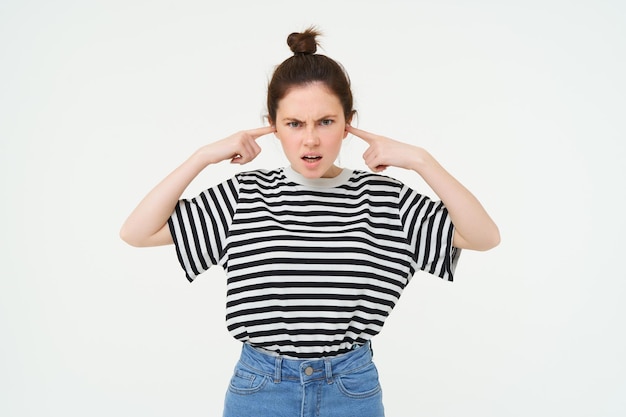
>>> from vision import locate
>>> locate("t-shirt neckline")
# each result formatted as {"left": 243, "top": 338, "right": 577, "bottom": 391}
{"left": 283, "top": 165, "right": 353, "bottom": 188}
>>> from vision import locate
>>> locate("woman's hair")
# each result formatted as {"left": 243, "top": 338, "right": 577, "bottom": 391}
{"left": 267, "top": 27, "right": 355, "bottom": 123}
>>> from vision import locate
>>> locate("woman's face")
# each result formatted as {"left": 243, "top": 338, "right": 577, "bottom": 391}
{"left": 273, "top": 82, "right": 349, "bottom": 178}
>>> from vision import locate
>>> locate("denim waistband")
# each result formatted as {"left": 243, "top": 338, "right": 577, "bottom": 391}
{"left": 238, "top": 342, "right": 374, "bottom": 385}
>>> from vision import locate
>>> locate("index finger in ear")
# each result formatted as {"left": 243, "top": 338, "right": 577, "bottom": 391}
{"left": 248, "top": 125, "right": 276, "bottom": 139}
{"left": 345, "top": 125, "right": 377, "bottom": 144}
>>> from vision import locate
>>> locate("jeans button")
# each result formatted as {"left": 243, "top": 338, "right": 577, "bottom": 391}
{"left": 304, "top": 366, "right": 314, "bottom": 376}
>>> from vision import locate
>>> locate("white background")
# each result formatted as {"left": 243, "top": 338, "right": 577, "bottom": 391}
{"left": 1, "top": 1, "right": 625, "bottom": 416}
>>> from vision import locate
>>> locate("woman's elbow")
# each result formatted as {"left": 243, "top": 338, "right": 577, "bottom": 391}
{"left": 454, "top": 226, "right": 500, "bottom": 251}
{"left": 119, "top": 224, "right": 172, "bottom": 247}
{"left": 479, "top": 226, "right": 501, "bottom": 251}
{"left": 119, "top": 226, "right": 141, "bottom": 247}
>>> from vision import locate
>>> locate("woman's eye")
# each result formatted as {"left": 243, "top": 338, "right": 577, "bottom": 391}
{"left": 320, "top": 119, "right": 333, "bottom": 126}
{"left": 287, "top": 121, "right": 301, "bottom": 128}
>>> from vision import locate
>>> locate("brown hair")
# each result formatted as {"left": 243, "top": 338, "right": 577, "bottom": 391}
{"left": 267, "top": 27, "right": 355, "bottom": 123}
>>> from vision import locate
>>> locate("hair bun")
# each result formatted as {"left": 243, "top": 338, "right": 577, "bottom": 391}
{"left": 287, "top": 27, "right": 321, "bottom": 55}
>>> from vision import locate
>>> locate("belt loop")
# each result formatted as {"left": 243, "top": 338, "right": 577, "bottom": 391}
{"left": 324, "top": 359, "right": 333, "bottom": 384}
{"left": 274, "top": 356, "right": 282, "bottom": 383}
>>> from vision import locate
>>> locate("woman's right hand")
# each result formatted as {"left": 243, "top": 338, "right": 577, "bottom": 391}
{"left": 120, "top": 125, "right": 275, "bottom": 247}
{"left": 198, "top": 126, "right": 276, "bottom": 165}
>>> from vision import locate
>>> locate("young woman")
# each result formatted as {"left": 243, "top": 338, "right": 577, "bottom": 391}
{"left": 120, "top": 28, "right": 499, "bottom": 417}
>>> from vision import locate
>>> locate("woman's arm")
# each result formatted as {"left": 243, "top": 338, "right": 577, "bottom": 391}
{"left": 119, "top": 126, "right": 274, "bottom": 247}
{"left": 346, "top": 125, "right": 500, "bottom": 251}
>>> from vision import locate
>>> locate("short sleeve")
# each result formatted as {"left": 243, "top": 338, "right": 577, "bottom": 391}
{"left": 167, "top": 177, "right": 239, "bottom": 282}
{"left": 399, "top": 185, "right": 461, "bottom": 281}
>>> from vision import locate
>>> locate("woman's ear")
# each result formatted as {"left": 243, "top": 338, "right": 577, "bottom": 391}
{"left": 343, "top": 110, "right": 356, "bottom": 139}
{"left": 267, "top": 118, "right": 279, "bottom": 138}
{"left": 347, "top": 110, "right": 356, "bottom": 124}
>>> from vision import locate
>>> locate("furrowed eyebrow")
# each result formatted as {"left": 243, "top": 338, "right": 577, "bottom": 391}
{"left": 280, "top": 115, "right": 338, "bottom": 122}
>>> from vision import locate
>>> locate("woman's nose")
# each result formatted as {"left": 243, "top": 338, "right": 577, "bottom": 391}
{"left": 303, "top": 126, "right": 319, "bottom": 146}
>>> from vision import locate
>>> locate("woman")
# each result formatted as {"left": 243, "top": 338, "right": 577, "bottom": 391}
{"left": 120, "top": 27, "right": 499, "bottom": 417}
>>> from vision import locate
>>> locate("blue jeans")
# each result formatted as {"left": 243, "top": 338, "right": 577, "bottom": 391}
{"left": 223, "top": 342, "right": 385, "bottom": 417}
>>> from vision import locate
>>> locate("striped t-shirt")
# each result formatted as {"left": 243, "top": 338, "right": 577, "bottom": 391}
{"left": 168, "top": 166, "right": 460, "bottom": 358}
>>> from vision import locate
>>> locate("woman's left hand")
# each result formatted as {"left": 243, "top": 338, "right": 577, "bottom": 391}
{"left": 346, "top": 125, "right": 425, "bottom": 173}
{"left": 346, "top": 125, "right": 500, "bottom": 251}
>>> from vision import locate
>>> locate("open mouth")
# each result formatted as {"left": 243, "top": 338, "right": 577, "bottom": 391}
{"left": 302, "top": 155, "right": 322, "bottom": 162}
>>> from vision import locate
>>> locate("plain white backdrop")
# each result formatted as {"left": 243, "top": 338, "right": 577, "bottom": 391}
{"left": 1, "top": 0, "right": 625, "bottom": 416}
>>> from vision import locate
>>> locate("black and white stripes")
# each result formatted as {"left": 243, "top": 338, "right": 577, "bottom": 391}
{"left": 168, "top": 167, "right": 459, "bottom": 358}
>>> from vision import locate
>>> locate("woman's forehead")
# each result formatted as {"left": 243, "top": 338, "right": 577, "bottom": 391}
{"left": 277, "top": 83, "right": 342, "bottom": 116}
